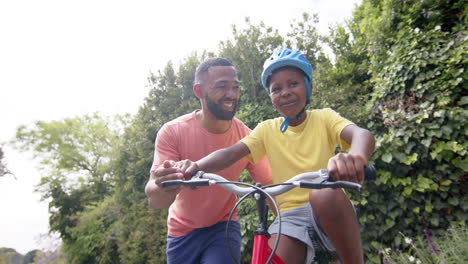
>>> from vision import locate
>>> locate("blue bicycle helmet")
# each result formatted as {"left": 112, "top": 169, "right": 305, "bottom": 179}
{"left": 261, "top": 48, "right": 313, "bottom": 102}
{"left": 261, "top": 48, "right": 313, "bottom": 132}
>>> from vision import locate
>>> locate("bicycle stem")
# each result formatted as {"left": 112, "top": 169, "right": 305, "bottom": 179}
{"left": 253, "top": 190, "right": 270, "bottom": 237}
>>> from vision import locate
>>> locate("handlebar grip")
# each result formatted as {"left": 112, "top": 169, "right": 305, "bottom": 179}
{"left": 299, "top": 181, "right": 362, "bottom": 192}
{"left": 364, "top": 165, "right": 377, "bottom": 181}
{"left": 161, "top": 179, "right": 211, "bottom": 188}
{"left": 161, "top": 180, "right": 185, "bottom": 188}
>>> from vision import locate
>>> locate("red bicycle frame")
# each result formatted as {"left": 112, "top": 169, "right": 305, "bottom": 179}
{"left": 251, "top": 235, "right": 285, "bottom": 264}
{"left": 249, "top": 191, "right": 285, "bottom": 264}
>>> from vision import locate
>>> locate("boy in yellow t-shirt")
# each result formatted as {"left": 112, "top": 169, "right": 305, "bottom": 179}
{"left": 174, "top": 48, "right": 375, "bottom": 264}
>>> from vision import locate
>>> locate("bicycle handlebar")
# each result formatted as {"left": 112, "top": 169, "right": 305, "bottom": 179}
{"left": 161, "top": 165, "right": 376, "bottom": 195}
{"left": 161, "top": 166, "right": 376, "bottom": 264}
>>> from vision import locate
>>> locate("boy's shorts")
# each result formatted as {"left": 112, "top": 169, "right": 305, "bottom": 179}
{"left": 166, "top": 221, "right": 241, "bottom": 264}
{"left": 268, "top": 203, "right": 340, "bottom": 263}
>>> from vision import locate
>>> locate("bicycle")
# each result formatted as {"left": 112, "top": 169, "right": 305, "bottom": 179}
{"left": 162, "top": 165, "right": 376, "bottom": 264}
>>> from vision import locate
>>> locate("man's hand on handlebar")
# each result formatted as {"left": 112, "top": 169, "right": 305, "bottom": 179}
{"left": 327, "top": 152, "right": 368, "bottom": 184}
{"left": 152, "top": 160, "right": 185, "bottom": 192}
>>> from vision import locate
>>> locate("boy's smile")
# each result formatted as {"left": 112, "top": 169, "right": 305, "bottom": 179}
{"left": 280, "top": 100, "right": 298, "bottom": 108}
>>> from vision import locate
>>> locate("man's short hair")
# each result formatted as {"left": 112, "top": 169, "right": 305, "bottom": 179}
{"left": 194, "top": 57, "right": 234, "bottom": 85}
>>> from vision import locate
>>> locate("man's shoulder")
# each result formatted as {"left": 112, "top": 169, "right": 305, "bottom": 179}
{"left": 231, "top": 116, "right": 248, "bottom": 127}
{"left": 228, "top": 117, "right": 251, "bottom": 136}
{"left": 157, "top": 111, "right": 197, "bottom": 140}
{"left": 163, "top": 111, "right": 196, "bottom": 128}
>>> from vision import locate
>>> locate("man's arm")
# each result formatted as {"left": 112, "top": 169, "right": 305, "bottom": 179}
{"left": 145, "top": 160, "right": 185, "bottom": 209}
{"left": 327, "top": 124, "right": 375, "bottom": 183}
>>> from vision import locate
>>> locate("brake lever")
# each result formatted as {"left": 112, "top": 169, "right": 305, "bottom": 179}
{"left": 191, "top": 171, "right": 205, "bottom": 179}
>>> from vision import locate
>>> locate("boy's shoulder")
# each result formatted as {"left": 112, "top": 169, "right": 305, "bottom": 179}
{"left": 257, "top": 108, "right": 337, "bottom": 125}
{"left": 307, "top": 108, "right": 335, "bottom": 115}
{"left": 307, "top": 108, "right": 341, "bottom": 119}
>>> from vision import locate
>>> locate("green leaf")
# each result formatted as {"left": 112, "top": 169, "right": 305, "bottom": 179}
{"left": 421, "top": 138, "right": 432, "bottom": 148}
{"left": 448, "top": 197, "right": 459, "bottom": 206}
{"left": 370, "top": 241, "right": 382, "bottom": 250}
{"left": 375, "top": 170, "right": 391, "bottom": 185}
{"left": 425, "top": 204, "right": 434, "bottom": 213}
{"left": 415, "top": 175, "right": 435, "bottom": 192}
{"left": 440, "top": 179, "right": 452, "bottom": 186}
{"left": 459, "top": 96, "right": 468, "bottom": 105}
{"left": 360, "top": 197, "right": 368, "bottom": 205}
{"left": 403, "top": 153, "right": 418, "bottom": 165}
{"left": 452, "top": 157, "right": 468, "bottom": 171}
{"left": 385, "top": 219, "right": 395, "bottom": 229}
{"left": 403, "top": 186, "right": 413, "bottom": 197}
{"left": 382, "top": 152, "right": 393, "bottom": 163}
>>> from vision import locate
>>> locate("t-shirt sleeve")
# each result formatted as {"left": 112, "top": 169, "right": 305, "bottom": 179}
{"left": 240, "top": 122, "right": 267, "bottom": 164}
{"left": 325, "top": 108, "right": 354, "bottom": 150}
{"left": 152, "top": 124, "right": 181, "bottom": 167}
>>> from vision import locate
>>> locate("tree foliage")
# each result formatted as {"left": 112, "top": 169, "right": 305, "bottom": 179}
{"left": 0, "top": 146, "right": 13, "bottom": 177}
{"left": 342, "top": 0, "right": 467, "bottom": 262}
{"left": 0, "top": 248, "right": 22, "bottom": 264}
{"left": 219, "top": 18, "right": 283, "bottom": 128}
{"left": 12, "top": 114, "right": 127, "bottom": 243}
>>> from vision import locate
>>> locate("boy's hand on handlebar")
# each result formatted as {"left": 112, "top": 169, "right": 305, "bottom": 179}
{"left": 174, "top": 159, "right": 200, "bottom": 180}
{"left": 327, "top": 152, "right": 367, "bottom": 184}
{"left": 152, "top": 160, "right": 185, "bottom": 192}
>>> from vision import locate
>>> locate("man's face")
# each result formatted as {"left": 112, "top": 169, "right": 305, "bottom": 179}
{"left": 201, "top": 66, "right": 240, "bottom": 120}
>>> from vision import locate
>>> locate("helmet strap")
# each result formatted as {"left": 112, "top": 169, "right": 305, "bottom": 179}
{"left": 305, "top": 76, "right": 311, "bottom": 104}
{"left": 279, "top": 107, "right": 306, "bottom": 133}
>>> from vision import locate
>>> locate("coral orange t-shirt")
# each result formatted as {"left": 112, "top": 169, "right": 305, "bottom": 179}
{"left": 153, "top": 110, "right": 272, "bottom": 237}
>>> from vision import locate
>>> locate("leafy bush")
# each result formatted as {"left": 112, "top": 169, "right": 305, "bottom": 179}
{"left": 348, "top": 1, "right": 467, "bottom": 262}
{"left": 379, "top": 225, "right": 467, "bottom": 264}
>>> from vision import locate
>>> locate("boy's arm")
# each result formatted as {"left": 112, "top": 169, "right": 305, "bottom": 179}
{"left": 328, "top": 124, "right": 375, "bottom": 183}
{"left": 177, "top": 141, "right": 251, "bottom": 178}
{"left": 343, "top": 124, "right": 375, "bottom": 161}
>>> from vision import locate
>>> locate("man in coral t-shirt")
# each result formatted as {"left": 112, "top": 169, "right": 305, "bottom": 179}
{"left": 145, "top": 57, "right": 272, "bottom": 263}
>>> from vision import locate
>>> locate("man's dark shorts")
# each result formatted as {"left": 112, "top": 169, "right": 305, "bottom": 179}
{"left": 166, "top": 221, "right": 241, "bottom": 264}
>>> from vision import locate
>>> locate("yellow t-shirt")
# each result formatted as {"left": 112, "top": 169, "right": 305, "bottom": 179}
{"left": 240, "top": 108, "right": 354, "bottom": 213}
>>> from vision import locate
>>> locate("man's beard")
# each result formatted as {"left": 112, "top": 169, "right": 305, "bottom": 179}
{"left": 205, "top": 94, "right": 239, "bottom": 121}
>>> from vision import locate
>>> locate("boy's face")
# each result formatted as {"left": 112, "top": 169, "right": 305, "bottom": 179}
{"left": 268, "top": 67, "right": 307, "bottom": 118}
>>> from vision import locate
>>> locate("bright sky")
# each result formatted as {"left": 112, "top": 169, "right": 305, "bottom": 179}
{"left": 0, "top": 0, "right": 361, "bottom": 255}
